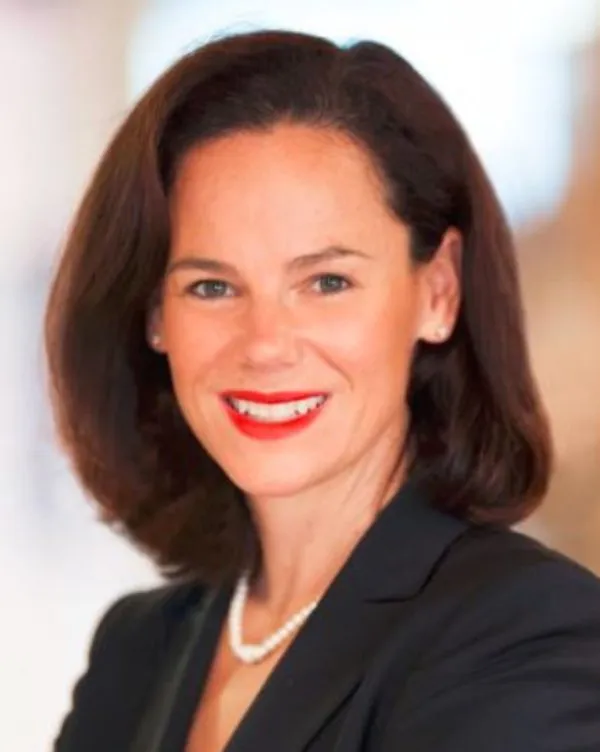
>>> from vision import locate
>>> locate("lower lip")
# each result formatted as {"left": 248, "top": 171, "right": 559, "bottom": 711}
{"left": 222, "top": 398, "right": 328, "bottom": 440}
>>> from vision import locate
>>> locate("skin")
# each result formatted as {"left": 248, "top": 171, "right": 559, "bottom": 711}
{"left": 151, "top": 119, "right": 460, "bottom": 654}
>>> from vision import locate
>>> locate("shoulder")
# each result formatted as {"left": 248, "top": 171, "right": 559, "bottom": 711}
{"left": 373, "top": 528, "right": 600, "bottom": 748}
{"left": 417, "top": 524, "right": 600, "bottom": 671}
{"left": 442, "top": 523, "right": 600, "bottom": 606}
{"left": 89, "top": 578, "right": 206, "bottom": 655}
{"left": 54, "top": 579, "right": 206, "bottom": 751}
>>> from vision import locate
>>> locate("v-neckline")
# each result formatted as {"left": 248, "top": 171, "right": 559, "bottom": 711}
{"left": 139, "top": 478, "right": 468, "bottom": 752}
{"left": 162, "top": 582, "right": 327, "bottom": 752}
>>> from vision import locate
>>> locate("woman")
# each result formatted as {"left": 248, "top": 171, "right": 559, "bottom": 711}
{"left": 48, "top": 29, "right": 600, "bottom": 752}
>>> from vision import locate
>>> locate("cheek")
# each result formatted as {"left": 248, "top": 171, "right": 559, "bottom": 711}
{"left": 310, "top": 299, "right": 417, "bottom": 417}
{"left": 323, "top": 294, "right": 417, "bottom": 370}
{"left": 161, "top": 302, "right": 233, "bottom": 387}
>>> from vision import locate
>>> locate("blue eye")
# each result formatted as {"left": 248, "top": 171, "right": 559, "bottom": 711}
{"left": 312, "top": 274, "right": 351, "bottom": 295}
{"left": 188, "top": 280, "right": 234, "bottom": 299}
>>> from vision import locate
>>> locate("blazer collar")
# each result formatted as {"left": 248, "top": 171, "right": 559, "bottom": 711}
{"left": 345, "top": 476, "right": 468, "bottom": 602}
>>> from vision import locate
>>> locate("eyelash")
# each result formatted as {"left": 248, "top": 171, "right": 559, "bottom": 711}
{"left": 186, "top": 274, "right": 353, "bottom": 299}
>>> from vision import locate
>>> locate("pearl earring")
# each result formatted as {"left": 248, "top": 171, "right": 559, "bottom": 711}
{"left": 150, "top": 333, "right": 161, "bottom": 348}
{"left": 435, "top": 325, "right": 448, "bottom": 341}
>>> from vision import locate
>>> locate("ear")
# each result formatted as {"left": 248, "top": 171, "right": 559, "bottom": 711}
{"left": 147, "top": 304, "right": 165, "bottom": 353}
{"left": 416, "top": 227, "right": 462, "bottom": 344}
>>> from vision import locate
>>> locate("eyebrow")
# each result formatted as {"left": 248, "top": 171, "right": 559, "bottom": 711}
{"left": 165, "top": 245, "right": 371, "bottom": 276}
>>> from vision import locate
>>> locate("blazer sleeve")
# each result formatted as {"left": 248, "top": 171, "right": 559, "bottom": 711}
{"left": 377, "top": 557, "right": 600, "bottom": 752}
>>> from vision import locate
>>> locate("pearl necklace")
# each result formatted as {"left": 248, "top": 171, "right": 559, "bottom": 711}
{"left": 228, "top": 570, "right": 320, "bottom": 664}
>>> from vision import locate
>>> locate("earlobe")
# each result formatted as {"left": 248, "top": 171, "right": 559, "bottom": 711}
{"left": 149, "top": 332, "right": 163, "bottom": 350}
{"left": 434, "top": 324, "right": 450, "bottom": 342}
{"left": 419, "top": 321, "right": 452, "bottom": 345}
{"left": 147, "top": 307, "right": 164, "bottom": 352}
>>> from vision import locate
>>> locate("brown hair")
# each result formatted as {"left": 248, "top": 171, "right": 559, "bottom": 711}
{"left": 44, "top": 29, "right": 552, "bottom": 584}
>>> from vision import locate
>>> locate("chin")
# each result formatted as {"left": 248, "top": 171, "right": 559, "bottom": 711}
{"left": 221, "top": 458, "right": 328, "bottom": 502}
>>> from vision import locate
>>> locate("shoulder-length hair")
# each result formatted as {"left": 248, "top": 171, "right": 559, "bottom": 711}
{"left": 45, "top": 29, "right": 552, "bottom": 584}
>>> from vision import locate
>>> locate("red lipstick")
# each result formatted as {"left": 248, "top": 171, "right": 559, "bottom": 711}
{"left": 220, "top": 391, "right": 329, "bottom": 440}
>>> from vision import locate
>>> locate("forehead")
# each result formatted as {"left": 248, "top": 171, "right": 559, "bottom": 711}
{"left": 170, "top": 123, "right": 389, "bottom": 219}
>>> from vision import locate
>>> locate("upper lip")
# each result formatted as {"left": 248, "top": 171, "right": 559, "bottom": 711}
{"left": 221, "top": 390, "right": 328, "bottom": 404}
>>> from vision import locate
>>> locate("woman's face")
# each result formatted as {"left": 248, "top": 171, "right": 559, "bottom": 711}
{"left": 153, "top": 123, "right": 458, "bottom": 501}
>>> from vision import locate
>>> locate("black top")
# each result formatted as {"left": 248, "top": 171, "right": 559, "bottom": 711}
{"left": 54, "top": 481, "right": 600, "bottom": 751}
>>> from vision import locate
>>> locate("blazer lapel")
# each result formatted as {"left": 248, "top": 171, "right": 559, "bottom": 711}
{"left": 225, "top": 479, "right": 468, "bottom": 752}
{"left": 130, "top": 587, "right": 224, "bottom": 752}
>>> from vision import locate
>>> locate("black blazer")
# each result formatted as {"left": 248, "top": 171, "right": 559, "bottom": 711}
{"left": 55, "top": 482, "right": 600, "bottom": 751}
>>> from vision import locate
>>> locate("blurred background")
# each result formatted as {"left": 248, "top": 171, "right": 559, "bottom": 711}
{"left": 1, "top": 0, "right": 599, "bottom": 748}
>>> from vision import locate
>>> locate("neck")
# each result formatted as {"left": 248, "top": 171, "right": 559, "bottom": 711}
{"left": 244, "top": 431, "right": 407, "bottom": 620}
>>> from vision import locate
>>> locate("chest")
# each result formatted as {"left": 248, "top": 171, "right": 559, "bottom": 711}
{"left": 184, "top": 632, "right": 284, "bottom": 752}
{"left": 147, "top": 568, "right": 465, "bottom": 752}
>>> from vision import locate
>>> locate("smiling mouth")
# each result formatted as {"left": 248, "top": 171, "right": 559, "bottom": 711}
{"left": 223, "top": 393, "right": 328, "bottom": 423}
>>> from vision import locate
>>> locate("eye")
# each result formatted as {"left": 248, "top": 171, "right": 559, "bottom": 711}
{"left": 187, "top": 279, "right": 235, "bottom": 299}
{"left": 310, "top": 273, "right": 352, "bottom": 295}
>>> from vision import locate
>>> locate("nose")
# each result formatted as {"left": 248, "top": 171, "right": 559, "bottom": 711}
{"left": 239, "top": 297, "right": 300, "bottom": 371}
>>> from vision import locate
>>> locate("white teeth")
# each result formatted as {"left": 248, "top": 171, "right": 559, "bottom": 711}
{"left": 229, "top": 395, "right": 326, "bottom": 422}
